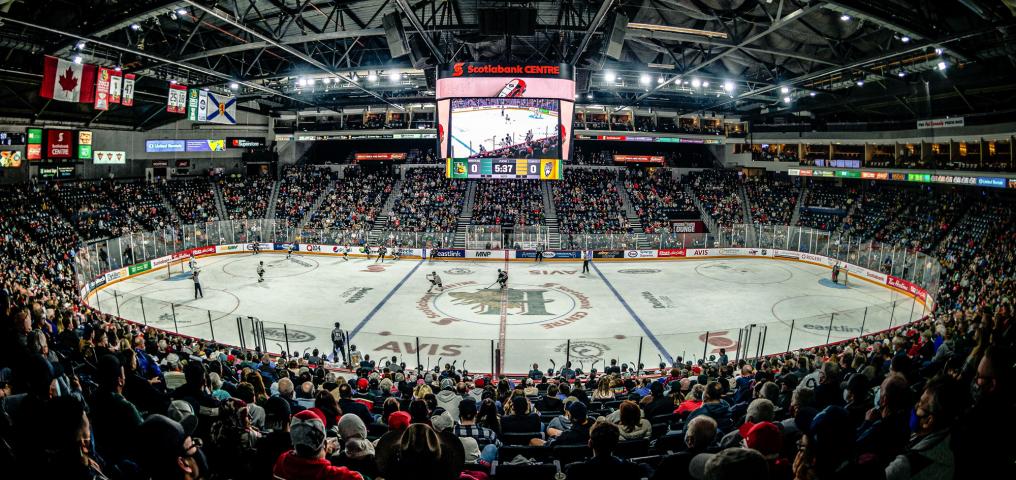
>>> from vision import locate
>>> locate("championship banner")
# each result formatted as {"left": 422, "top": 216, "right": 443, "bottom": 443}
{"left": 94, "top": 67, "right": 111, "bottom": 110}
{"left": 167, "top": 84, "right": 187, "bottom": 114}
{"left": 108, "top": 70, "right": 123, "bottom": 104}
{"left": 121, "top": 74, "right": 136, "bottom": 106}
{"left": 93, "top": 150, "right": 126, "bottom": 164}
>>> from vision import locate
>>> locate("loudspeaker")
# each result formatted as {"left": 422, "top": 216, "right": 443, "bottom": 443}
{"left": 604, "top": 13, "right": 628, "bottom": 60}
{"left": 383, "top": 12, "right": 410, "bottom": 58}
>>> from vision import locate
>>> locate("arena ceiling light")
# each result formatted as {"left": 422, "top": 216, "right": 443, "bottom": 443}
{"left": 639, "top": 73, "right": 651, "bottom": 85}
{"left": 783, "top": 96, "right": 792, "bottom": 103}
{"left": 604, "top": 70, "right": 617, "bottom": 82}
{"left": 73, "top": 55, "right": 82, "bottom": 64}
{"left": 937, "top": 61, "right": 948, "bottom": 71}
{"left": 628, "top": 22, "right": 729, "bottom": 40}
{"left": 723, "top": 81, "right": 735, "bottom": 92}
{"left": 809, "top": 92, "right": 817, "bottom": 97}
{"left": 840, "top": 14, "right": 851, "bottom": 21}
{"left": 702, "top": 81, "right": 710, "bottom": 88}
{"left": 229, "top": 82, "right": 239, "bottom": 90}
{"left": 389, "top": 72, "right": 402, "bottom": 82}
{"left": 368, "top": 73, "right": 379, "bottom": 82}
{"left": 900, "top": 36, "right": 911, "bottom": 43}
{"left": 780, "top": 86, "right": 790, "bottom": 94}
{"left": 657, "top": 76, "right": 665, "bottom": 84}
{"left": 691, "top": 78, "right": 702, "bottom": 88}
{"left": 76, "top": 41, "right": 86, "bottom": 50}
{"left": 856, "top": 79, "right": 865, "bottom": 86}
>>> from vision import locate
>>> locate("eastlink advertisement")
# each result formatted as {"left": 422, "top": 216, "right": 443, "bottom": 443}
{"left": 433, "top": 249, "right": 465, "bottom": 258}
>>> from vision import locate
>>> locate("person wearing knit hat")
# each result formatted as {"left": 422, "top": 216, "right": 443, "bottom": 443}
{"left": 331, "top": 413, "right": 378, "bottom": 479}
{"left": 387, "top": 410, "right": 412, "bottom": 433}
{"left": 273, "top": 410, "right": 363, "bottom": 480}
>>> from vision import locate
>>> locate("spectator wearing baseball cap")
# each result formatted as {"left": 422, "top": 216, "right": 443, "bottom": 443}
{"left": 273, "top": 410, "right": 363, "bottom": 480}
{"left": 535, "top": 400, "right": 592, "bottom": 446}
{"left": 137, "top": 414, "right": 208, "bottom": 480}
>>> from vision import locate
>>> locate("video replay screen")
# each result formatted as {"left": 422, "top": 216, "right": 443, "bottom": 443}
{"left": 450, "top": 97, "right": 560, "bottom": 159}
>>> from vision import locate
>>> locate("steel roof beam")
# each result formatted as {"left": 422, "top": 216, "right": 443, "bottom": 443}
{"left": 183, "top": 0, "right": 401, "bottom": 109}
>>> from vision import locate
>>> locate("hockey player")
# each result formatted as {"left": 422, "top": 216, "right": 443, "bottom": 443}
{"left": 496, "top": 268, "right": 508, "bottom": 290}
{"left": 286, "top": 242, "right": 296, "bottom": 259}
{"left": 188, "top": 253, "right": 197, "bottom": 272}
{"left": 392, "top": 244, "right": 401, "bottom": 261}
{"left": 376, "top": 245, "right": 387, "bottom": 263}
{"left": 257, "top": 261, "right": 265, "bottom": 283}
{"left": 426, "top": 271, "right": 443, "bottom": 293}
{"left": 251, "top": 241, "right": 261, "bottom": 255}
{"left": 582, "top": 249, "right": 592, "bottom": 274}
{"left": 832, "top": 263, "right": 841, "bottom": 284}
{"left": 536, "top": 244, "right": 544, "bottom": 263}
{"left": 342, "top": 245, "right": 349, "bottom": 261}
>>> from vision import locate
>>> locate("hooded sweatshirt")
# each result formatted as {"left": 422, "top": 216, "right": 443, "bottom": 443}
{"left": 435, "top": 389, "right": 462, "bottom": 421}
{"left": 273, "top": 451, "right": 363, "bottom": 480}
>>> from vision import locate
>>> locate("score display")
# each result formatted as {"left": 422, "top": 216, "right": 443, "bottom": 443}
{"left": 447, "top": 158, "right": 561, "bottom": 180}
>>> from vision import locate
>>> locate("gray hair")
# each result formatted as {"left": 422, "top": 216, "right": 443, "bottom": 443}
{"left": 685, "top": 415, "right": 718, "bottom": 448}
{"left": 746, "top": 398, "right": 775, "bottom": 423}
{"left": 278, "top": 377, "right": 295, "bottom": 398}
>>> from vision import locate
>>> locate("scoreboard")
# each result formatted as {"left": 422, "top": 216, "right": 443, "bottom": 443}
{"left": 447, "top": 158, "right": 562, "bottom": 180}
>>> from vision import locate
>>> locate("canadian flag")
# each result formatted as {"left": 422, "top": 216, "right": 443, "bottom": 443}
{"left": 39, "top": 55, "right": 96, "bottom": 103}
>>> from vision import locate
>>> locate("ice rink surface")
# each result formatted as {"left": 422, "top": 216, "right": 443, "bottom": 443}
{"left": 90, "top": 253, "right": 926, "bottom": 374}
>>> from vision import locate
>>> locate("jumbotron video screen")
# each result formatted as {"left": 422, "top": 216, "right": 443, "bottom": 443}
{"left": 437, "top": 62, "right": 575, "bottom": 180}
{"left": 449, "top": 97, "right": 561, "bottom": 159}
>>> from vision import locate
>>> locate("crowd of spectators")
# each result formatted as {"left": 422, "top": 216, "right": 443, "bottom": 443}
{"left": 745, "top": 174, "right": 799, "bottom": 225}
{"left": 220, "top": 175, "right": 274, "bottom": 220}
{"left": 872, "top": 186, "right": 963, "bottom": 254}
{"left": 305, "top": 168, "right": 395, "bottom": 233}
{"left": 51, "top": 180, "right": 148, "bottom": 241}
{"left": 796, "top": 181, "right": 856, "bottom": 231}
{"left": 389, "top": 169, "right": 466, "bottom": 232}
{"left": 622, "top": 169, "right": 700, "bottom": 233}
{"left": 273, "top": 166, "right": 332, "bottom": 227}
{"left": 687, "top": 170, "right": 746, "bottom": 227}
{"left": 0, "top": 169, "right": 1014, "bottom": 480}
{"left": 553, "top": 169, "right": 631, "bottom": 234}
{"left": 109, "top": 181, "right": 177, "bottom": 231}
{"left": 160, "top": 177, "right": 220, "bottom": 224}
{"left": 472, "top": 179, "right": 545, "bottom": 227}
{"left": 839, "top": 184, "right": 906, "bottom": 241}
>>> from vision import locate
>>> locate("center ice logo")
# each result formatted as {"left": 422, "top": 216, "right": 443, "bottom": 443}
{"left": 420, "top": 281, "right": 591, "bottom": 328}
{"left": 447, "top": 287, "right": 554, "bottom": 316}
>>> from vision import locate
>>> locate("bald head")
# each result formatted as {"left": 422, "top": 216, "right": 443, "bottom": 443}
{"left": 685, "top": 415, "right": 718, "bottom": 449}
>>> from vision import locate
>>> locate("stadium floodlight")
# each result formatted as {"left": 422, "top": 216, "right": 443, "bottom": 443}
{"left": 840, "top": 14, "right": 851, "bottom": 21}
{"left": 691, "top": 78, "right": 701, "bottom": 88}
{"left": 76, "top": 41, "right": 86, "bottom": 50}
{"left": 657, "top": 77, "right": 665, "bottom": 84}
{"left": 780, "top": 86, "right": 790, "bottom": 94}
{"left": 72, "top": 55, "right": 82, "bottom": 64}
{"left": 702, "top": 81, "right": 710, "bottom": 88}
{"left": 229, "top": 82, "right": 239, "bottom": 90}
{"left": 723, "top": 81, "right": 734, "bottom": 92}
{"left": 809, "top": 91, "right": 817, "bottom": 97}
{"left": 326, "top": 77, "right": 334, "bottom": 84}
{"left": 900, "top": 36, "right": 911, "bottom": 43}
{"left": 587, "top": 93, "right": 593, "bottom": 99}
{"left": 856, "top": 80, "right": 865, "bottom": 86}
{"left": 937, "top": 61, "right": 947, "bottom": 71}
{"left": 177, "top": 9, "right": 187, "bottom": 16}
{"left": 604, "top": 70, "right": 617, "bottom": 82}
{"left": 389, "top": 72, "right": 402, "bottom": 82}
{"left": 783, "top": 96, "right": 792, "bottom": 103}
{"left": 130, "top": 23, "right": 141, "bottom": 31}
{"left": 898, "top": 71, "right": 907, "bottom": 78}
{"left": 639, "top": 73, "right": 651, "bottom": 85}
{"left": 367, "top": 73, "right": 379, "bottom": 82}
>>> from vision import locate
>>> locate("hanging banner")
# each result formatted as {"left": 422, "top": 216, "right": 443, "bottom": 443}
{"left": 167, "top": 84, "right": 187, "bottom": 114}
{"left": 121, "top": 74, "right": 136, "bottom": 106}
{"left": 94, "top": 67, "right": 111, "bottom": 110}
{"left": 188, "top": 90, "right": 237, "bottom": 124}
{"left": 108, "top": 70, "right": 123, "bottom": 104}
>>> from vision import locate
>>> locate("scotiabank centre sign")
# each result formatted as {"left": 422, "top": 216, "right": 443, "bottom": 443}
{"left": 443, "top": 62, "right": 572, "bottom": 79}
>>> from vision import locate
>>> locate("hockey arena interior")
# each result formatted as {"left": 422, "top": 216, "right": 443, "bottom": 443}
{"left": 0, "top": 1, "right": 1014, "bottom": 480}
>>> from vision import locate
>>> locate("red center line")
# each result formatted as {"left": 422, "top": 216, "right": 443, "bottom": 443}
{"left": 497, "top": 249, "right": 509, "bottom": 374}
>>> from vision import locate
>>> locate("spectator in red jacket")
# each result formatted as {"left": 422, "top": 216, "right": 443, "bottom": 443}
{"left": 273, "top": 410, "right": 363, "bottom": 480}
